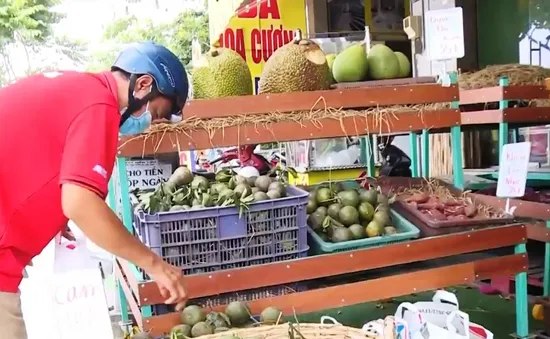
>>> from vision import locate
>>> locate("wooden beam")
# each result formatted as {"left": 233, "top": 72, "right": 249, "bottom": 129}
{"left": 139, "top": 254, "right": 527, "bottom": 337}
{"left": 114, "top": 262, "right": 143, "bottom": 330}
{"left": 118, "top": 109, "right": 460, "bottom": 156}
{"left": 130, "top": 224, "right": 525, "bottom": 306}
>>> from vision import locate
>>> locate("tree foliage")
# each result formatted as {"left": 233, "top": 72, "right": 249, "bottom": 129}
{"left": 0, "top": 0, "right": 62, "bottom": 43}
{"left": 88, "top": 9, "right": 210, "bottom": 71}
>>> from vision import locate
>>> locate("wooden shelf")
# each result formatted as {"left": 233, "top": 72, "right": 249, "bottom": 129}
{"left": 461, "top": 107, "right": 550, "bottom": 125}
{"left": 459, "top": 85, "right": 549, "bottom": 105}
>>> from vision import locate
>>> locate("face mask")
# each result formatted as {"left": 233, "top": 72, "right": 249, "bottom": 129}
{"left": 120, "top": 101, "right": 152, "bottom": 135}
{"left": 119, "top": 87, "right": 153, "bottom": 136}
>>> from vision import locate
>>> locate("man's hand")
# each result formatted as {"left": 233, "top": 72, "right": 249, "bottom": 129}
{"left": 144, "top": 260, "right": 187, "bottom": 311}
{"left": 62, "top": 225, "right": 76, "bottom": 241}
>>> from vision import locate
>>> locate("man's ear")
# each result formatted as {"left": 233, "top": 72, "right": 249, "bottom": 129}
{"left": 134, "top": 75, "right": 154, "bottom": 91}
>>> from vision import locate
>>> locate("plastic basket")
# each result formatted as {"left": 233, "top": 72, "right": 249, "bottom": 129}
{"left": 307, "top": 209, "right": 420, "bottom": 254}
{"left": 134, "top": 186, "right": 310, "bottom": 275}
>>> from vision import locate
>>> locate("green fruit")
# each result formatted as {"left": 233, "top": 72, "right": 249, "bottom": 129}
{"left": 253, "top": 191, "right": 270, "bottom": 202}
{"left": 367, "top": 44, "right": 400, "bottom": 80}
{"left": 268, "top": 182, "right": 287, "bottom": 197}
{"left": 316, "top": 187, "right": 334, "bottom": 206}
{"left": 251, "top": 187, "right": 260, "bottom": 194}
{"left": 191, "top": 176, "right": 210, "bottom": 191}
{"left": 170, "top": 324, "right": 192, "bottom": 339}
{"left": 234, "top": 183, "right": 252, "bottom": 198}
{"left": 366, "top": 221, "right": 383, "bottom": 237}
{"left": 373, "top": 211, "right": 390, "bottom": 227}
{"left": 181, "top": 305, "right": 206, "bottom": 326}
{"left": 359, "top": 189, "right": 378, "bottom": 205}
{"left": 358, "top": 202, "right": 375, "bottom": 222}
{"left": 327, "top": 203, "right": 343, "bottom": 219}
{"left": 332, "top": 43, "right": 368, "bottom": 83}
{"left": 191, "top": 47, "right": 253, "bottom": 99}
{"left": 337, "top": 190, "right": 360, "bottom": 207}
{"left": 306, "top": 199, "right": 318, "bottom": 214}
{"left": 394, "top": 51, "right": 411, "bottom": 78}
{"left": 331, "top": 227, "right": 354, "bottom": 243}
{"left": 255, "top": 175, "right": 272, "bottom": 192}
{"left": 131, "top": 333, "right": 154, "bottom": 339}
{"left": 316, "top": 206, "right": 328, "bottom": 216}
{"left": 385, "top": 226, "right": 398, "bottom": 235}
{"left": 191, "top": 321, "right": 214, "bottom": 337}
{"left": 225, "top": 301, "right": 250, "bottom": 326}
{"left": 266, "top": 190, "right": 281, "bottom": 199}
{"left": 349, "top": 224, "right": 366, "bottom": 239}
{"left": 211, "top": 182, "right": 228, "bottom": 194}
{"left": 338, "top": 206, "right": 360, "bottom": 226}
{"left": 258, "top": 39, "right": 330, "bottom": 94}
{"left": 260, "top": 306, "right": 283, "bottom": 324}
{"left": 246, "top": 176, "right": 258, "bottom": 187}
{"left": 168, "top": 166, "right": 194, "bottom": 186}
{"left": 163, "top": 181, "right": 177, "bottom": 195}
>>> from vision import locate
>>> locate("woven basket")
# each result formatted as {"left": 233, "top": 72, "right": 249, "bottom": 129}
{"left": 197, "top": 323, "right": 368, "bottom": 339}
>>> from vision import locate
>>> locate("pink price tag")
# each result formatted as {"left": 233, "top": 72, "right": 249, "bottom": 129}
{"left": 65, "top": 243, "right": 76, "bottom": 250}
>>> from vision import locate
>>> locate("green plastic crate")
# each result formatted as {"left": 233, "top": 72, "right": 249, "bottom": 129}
{"left": 307, "top": 209, "right": 421, "bottom": 254}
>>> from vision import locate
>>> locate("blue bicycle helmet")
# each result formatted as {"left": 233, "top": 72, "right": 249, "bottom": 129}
{"left": 112, "top": 42, "right": 189, "bottom": 125}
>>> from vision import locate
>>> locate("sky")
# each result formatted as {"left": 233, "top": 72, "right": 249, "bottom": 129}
{"left": 7, "top": 0, "right": 205, "bottom": 77}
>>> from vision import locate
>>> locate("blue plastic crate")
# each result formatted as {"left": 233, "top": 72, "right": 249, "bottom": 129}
{"left": 134, "top": 186, "right": 310, "bottom": 275}
{"left": 307, "top": 209, "right": 420, "bottom": 254}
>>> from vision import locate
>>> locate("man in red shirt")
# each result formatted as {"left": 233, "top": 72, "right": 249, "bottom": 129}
{"left": 0, "top": 42, "right": 190, "bottom": 338}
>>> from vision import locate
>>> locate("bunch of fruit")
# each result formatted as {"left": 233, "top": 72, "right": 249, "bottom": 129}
{"left": 131, "top": 302, "right": 283, "bottom": 339}
{"left": 135, "top": 167, "right": 288, "bottom": 216}
{"left": 326, "top": 43, "right": 411, "bottom": 84}
{"left": 307, "top": 183, "right": 398, "bottom": 243}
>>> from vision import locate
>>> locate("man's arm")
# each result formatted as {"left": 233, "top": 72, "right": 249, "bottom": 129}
{"left": 59, "top": 104, "right": 186, "bottom": 307}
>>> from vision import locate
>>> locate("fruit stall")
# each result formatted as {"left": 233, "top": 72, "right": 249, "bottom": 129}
{"left": 109, "top": 68, "right": 539, "bottom": 338}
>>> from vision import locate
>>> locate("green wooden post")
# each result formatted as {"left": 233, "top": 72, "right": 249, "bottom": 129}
{"left": 449, "top": 72, "right": 464, "bottom": 189}
{"left": 361, "top": 137, "right": 376, "bottom": 177}
{"left": 409, "top": 132, "right": 419, "bottom": 177}
{"left": 498, "top": 77, "right": 510, "bottom": 157}
{"left": 421, "top": 129, "right": 430, "bottom": 178}
{"left": 545, "top": 220, "right": 550, "bottom": 297}
{"left": 115, "top": 157, "right": 153, "bottom": 318}
{"left": 515, "top": 243, "right": 529, "bottom": 337}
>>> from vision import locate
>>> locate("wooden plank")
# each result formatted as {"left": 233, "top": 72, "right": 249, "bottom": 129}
{"left": 118, "top": 259, "right": 143, "bottom": 304}
{"left": 526, "top": 223, "right": 550, "bottom": 243}
{"left": 502, "top": 107, "right": 550, "bottom": 124}
{"left": 184, "top": 84, "right": 458, "bottom": 119}
{"left": 141, "top": 254, "right": 526, "bottom": 337}
{"left": 330, "top": 77, "right": 437, "bottom": 89}
{"left": 114, "top": 262, "right": 143, "bottom": 330}
{"left": 459, "top": 87, "right": 503, "bottom": 105}
{"left": 136, "top": 224, "right": 525, "bottom": 306}
{"left": 461, "top": 109, "right": 503, "bottom": 125}
{"left": 118, "top": 109, "right": 460, "bottom": 157}
{"left": 504, "top": 85, "right": 549, "bottom": 101}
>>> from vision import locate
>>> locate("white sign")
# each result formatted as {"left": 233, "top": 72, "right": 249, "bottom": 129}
{"left": 50, "top": 269, "right": 114, "bottom": 339}
{"left": 497, "top": 142, "right": 531, "bottom": 198}
{"left": 127, "top": 159, "right": 172, "bottom": 190}
{"left": 425, "top": 7, "right": 465, "bottom": 61}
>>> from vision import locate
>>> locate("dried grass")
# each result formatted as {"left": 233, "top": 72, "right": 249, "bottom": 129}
{"left": 458, "top": 64, "right": 550, "bottom": 90}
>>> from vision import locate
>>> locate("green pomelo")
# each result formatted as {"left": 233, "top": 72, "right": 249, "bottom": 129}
{"left": 260, "top": 306, "right": 283, "bottom": 324}
{"left": 181, "top": 305, "right": 206, "bottom": 326}
{"left": 225, "top": 301, "right": 250, "bottom": 326}
{"left": 191, "top": 321, "right": 214, "bottom": 337}
{"left": 326, "top": 53, "right": 337, "bottom": 84}
{"left": 394, "top": 51, "right": 411, "bottom": 78}
{"left": 338, "top": 206, "right": 360, "bottom": 226}
{"left": 316, "top": 187, "right": 334, "bottom": 206}
{"left": 367, "top": 44, "right": 400, "bottom": 80}
{"left": 373, "top": 210, "right": 391, "bottom": 227}
{"left": 359, "top": 189, "right": 378, "bottom": 205}
{"left": 358, "top": 202, "right": 375, "bottom": 222}
{"left": 366, "top": 220, "right": 383, "bottom": 237}
{"left": 255, "top": 175, "right": 272, "bottom": 192}
{"left": 348, "top": 224, "right": 366, "bottom": 239}
{"left": 331, "top": 227, "right": 354, "bottom": 243}
{"left": 332, "top": 43, "right": 368, "bottom": 83}
{"left": 306, "top": 198, "right": 318, "bottom": 214}
{"left": 327, "top": 203, "right": 343, "bottom": 219}
{"left": 337, "top": 189, "right": 360, "bottom": 207}
{"left": 170, "top": 324, "right": 192, "bottom": 339}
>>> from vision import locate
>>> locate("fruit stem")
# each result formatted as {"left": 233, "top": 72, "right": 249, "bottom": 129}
{"left": 210, "top": 49, "right": 219, "bottom": 57}
{"left": 293, "top": 29, "right": 302, "bottom": 43}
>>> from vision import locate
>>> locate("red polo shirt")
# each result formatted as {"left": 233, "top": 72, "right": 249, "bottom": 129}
{"left": 0, "top": 71, "right": 120, "bottom": 292}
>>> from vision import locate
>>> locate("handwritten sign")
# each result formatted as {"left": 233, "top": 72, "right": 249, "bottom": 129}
{"left": 127, "top": 159, "right": 172, "bottom": 190}
{"left": 496, "top": 142, "right": 531, "bottom": 198}
{"left": 50, "top": 269, "right": 114, "bottom": 339}
{"left": 425, "top": 7, "right": 465, "bottom": 61}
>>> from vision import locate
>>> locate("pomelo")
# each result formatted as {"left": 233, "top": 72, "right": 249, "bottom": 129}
{"left": 332, "top": 43, "right": 368, "bottom": 83}
{"left": 394, "top": 51, "right": 411, "bottom": 78}
{"left": 367, "top": 44, "right": 400, "bottom": 80}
